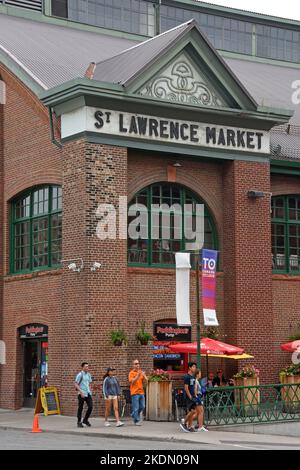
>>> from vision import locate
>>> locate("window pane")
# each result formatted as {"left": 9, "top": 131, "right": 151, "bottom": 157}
{"left": 51, "top": 213, "right": 62, "bottom": 265}
{"left": 16, "top": 196, "right": 30, "bottom": 219}
{"left": 128, "top": 184, "right": 216, "bottom": 267}
{"left": 14, "top": 221, "right": 30, "bottom": 271}
{"left": 52, "top": 186, "right": 63, "bottom": 211}
{"left": 272, "top": 198, "right": 285, "bottom": 220}
{"left": 272, "top": 222, "right": 286, "bottom": 270}
{"left": 289, "top": 225, "right": 300, "bottom": 272}
{"left": 33, "top": 188, "right": 49, "bottom": 216}
{"left": 288, "top": 197, "right": 300, "bottom": 221}
{"left": 12, "top": 186, "right": 62, "bottom": 273}
{"left": 32, "top": 217, "right": 49, "bottom": 268}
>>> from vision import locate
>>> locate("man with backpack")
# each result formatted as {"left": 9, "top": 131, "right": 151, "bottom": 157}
{"left": 75, "top": 362, "right": 93, "bottom": 428}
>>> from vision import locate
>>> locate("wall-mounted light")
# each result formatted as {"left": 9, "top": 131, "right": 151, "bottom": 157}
{"left": 173, "top": 162, "right": 182, "bottom": 168}
{"left": 247, "top": 191, "right": 266, "bottom": 199}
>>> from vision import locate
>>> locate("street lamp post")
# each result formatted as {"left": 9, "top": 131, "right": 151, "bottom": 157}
{"left": 195, "top": 251, "right": 201, "bottom": 371}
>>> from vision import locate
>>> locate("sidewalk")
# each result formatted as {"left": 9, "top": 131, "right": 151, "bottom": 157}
{"left": 1, "top": 409, "right": 300, "bottom": 447}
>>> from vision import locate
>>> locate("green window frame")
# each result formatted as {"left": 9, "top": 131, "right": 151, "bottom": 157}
{"left": 128, "top": 183, "right": 218, "bottom": 268}
{"left": 10, "top": 186, "right": 62, "bottom": 274}
{"left": 272, "top": 196, "right": 300, "bottom": 274}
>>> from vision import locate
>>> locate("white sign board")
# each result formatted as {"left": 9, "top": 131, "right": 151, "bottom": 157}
{"left": 61, "top": 107, "right": 270, "bottom": 154}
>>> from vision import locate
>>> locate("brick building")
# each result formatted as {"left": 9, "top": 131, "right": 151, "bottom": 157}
{"left": 0, "top": 0, "right": 300, "bottom": 414}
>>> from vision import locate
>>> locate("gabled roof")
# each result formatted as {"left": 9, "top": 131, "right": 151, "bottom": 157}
{"left": 92, "top": 19, "right": 258, "bottom": 112}
{"left": 92, "top": 21, "right": 195, "bottom": 86}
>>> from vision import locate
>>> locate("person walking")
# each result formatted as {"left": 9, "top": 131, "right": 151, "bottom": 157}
{"left": 75, "top": 362, "right": 93, "bottom": 428}
{"left": 194, "top": 369, "right": 208, "bottom": 432}
{"left": 180, "top": 362, "right": 198, "bottom": 433}
{"left": 128, "top": 359, "right": 148, "bottom": 426}
{"left": 103, "top": 367, "right": 124, "bottom": 428}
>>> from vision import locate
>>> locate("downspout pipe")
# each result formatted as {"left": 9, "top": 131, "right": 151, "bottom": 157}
{"left": 48, "top": 106, "right": 63, "bottom": 149}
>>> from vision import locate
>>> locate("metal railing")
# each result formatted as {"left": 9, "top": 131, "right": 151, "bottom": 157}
{"left": 174, "top": 384, "right": 300, "bottom": 427}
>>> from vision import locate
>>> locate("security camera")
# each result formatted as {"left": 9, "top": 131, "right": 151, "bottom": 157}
{"left": 68, "top": 263, "right": 79, "bottom": 272}
{"left": 91, "top": 262, "right": 102, "bottom": 272}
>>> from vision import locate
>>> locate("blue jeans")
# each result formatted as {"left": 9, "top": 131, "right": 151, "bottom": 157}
{"left": 131, "top": 394, "right": 145, "bottom": 423}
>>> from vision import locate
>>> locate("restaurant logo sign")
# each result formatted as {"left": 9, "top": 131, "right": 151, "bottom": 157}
{"left": 154, "top": 323, "right": 192, "bottom": 342}
{"left": 19, "top": 324, "right": 48, "bottom": 339}
{"left": 61, "top": 107, "right": 270, "bottom": 154}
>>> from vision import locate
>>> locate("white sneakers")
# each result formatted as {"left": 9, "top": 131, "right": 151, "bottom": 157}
{"left": 198, "top": 426, "right": 209, "bottom": 432}
{"left": 135, "top": 421, "right": 142, "bottom": 426}
{"left": 105, "top": 420, "right": 124, "bottom": 427}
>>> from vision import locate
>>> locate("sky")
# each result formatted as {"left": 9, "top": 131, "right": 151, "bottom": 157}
{"left": 197, "top": 1, "right": 300, "bottom": 21}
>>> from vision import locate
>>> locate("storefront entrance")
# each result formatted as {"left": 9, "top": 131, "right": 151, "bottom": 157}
{"left": 19, "top": 324, "right": 48, "bottom": 408}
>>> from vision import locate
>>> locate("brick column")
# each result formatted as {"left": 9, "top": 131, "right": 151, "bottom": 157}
{"left": 223, "top": 160, "right": 274, "bottom": 383}
{"left": 60, "top": 139, "right": 128, "bottom": 415}
{"left": 0, "top": 88, "right": 3, "bottom": 406}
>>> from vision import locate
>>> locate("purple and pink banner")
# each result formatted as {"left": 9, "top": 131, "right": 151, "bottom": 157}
{"left": 202, "top": 249, "right": 219, "bottom": 326}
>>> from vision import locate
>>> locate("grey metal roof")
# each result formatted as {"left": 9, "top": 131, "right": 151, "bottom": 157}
{"left": 92, "top": 20, "right": 195, "bottom": 85}
{"left": 225, "top": 58, "right": 300, "bottom": 126}
{"left": 1, "top": 13, "right": 300, "bottom": 160}
{"left": 0, "top": 14, "right": 137, "bottom": 90}
{"left": 271, "top": 130, "right": 300, "bottom": 160}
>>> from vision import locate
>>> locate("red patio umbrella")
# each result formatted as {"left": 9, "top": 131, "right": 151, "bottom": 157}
{"left": 281, "top": 340, "right": 300, "bottom": 352}
{"left": 169, "top": 338, "right": 244, "bottom": 356}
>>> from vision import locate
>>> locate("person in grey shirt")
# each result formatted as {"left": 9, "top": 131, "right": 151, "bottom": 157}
{"left": 103, "top": 367, "right": 124, "bottom": 427}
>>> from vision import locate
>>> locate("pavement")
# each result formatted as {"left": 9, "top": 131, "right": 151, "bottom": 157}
{"left": 1, "top": 408, "right": 300, "bottom": 449}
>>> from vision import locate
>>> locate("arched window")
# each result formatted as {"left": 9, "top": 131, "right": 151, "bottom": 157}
{"left": 10, "top": 186, "right": 62, "bottom": 273}
{"left": 272, "top": 196, "right": 300, "bottom": 274}
{"left": 128, "top": 183, "right": 218, "bottom": 267}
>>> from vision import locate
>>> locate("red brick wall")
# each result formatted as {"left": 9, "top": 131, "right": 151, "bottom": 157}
{"left": 271, "top": 174, "right": 300, "bottom": 378}
{"left": 127, "top": 151, "right": 226, "bottom": 377}
{"left": 1, "top": 63, "right": 300, "bottom": 414}
{"left": 0, "top": 64, "right": 62, "bottom": 409}
{"left": 0, "top": 73, "right": 4, "bottom": 395}
{"left": 60, "top": 140, "right": 129, "bottom": 415}
{"left": 223, "top": 160, "right": 275, "bottom": 383}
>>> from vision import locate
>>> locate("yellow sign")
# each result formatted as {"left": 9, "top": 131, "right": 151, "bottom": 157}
{"left": 35, "top": 387, "right": 61, "bottom": 416}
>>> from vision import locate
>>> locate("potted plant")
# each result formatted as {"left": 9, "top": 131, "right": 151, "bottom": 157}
{"left": 136, "top": 322, "right": 154, "bottom": 346}
{"left": 146, "top": 370, "right": 172, "bottom": 422}
{"left": 202, "top": 326, "right": 220, "bottom": 340}
{"left": 280, "top": 365, "right": 300, "bottom": 411}
{"left": 234, "top": 366, "right": 260, "bottom": 411}
{"left": 289, "top": 332, "right": 300, "bottom": 341}
{"left": 110, "top": 329, "right": 128, "bottom": 347}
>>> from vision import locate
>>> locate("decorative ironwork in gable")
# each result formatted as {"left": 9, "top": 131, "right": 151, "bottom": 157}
{"left": 137, "top": 53, "right": 226, "bottom": 108}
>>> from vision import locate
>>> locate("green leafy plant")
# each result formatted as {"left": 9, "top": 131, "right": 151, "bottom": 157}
{"left": 110, "top": 329, "right": 128, "bottom": 347}
{"left": 148, "top": 369, "right": 170, "bottom": 383}
{"left": 280, "top": 364, "right": 300, "bottom": 377}
{"left": 289, "top": 332, "right": 300, "bottom": 342}
{"left": 136, "top": 322, "right": 155, "bottom": 346}
{"left": 205, "top": 326, "right": 220, "bottom": 340}
{"left": 234, "top": 366, "right": 259, "bottom": 379}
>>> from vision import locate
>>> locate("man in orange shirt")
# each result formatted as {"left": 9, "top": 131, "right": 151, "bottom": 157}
{"left": 128, "top": 359, "right": 148, "bottom": 426}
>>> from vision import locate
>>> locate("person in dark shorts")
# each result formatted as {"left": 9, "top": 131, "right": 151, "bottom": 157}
{"left": 180, "top": 362, "right": 198, "bottom": 433}
{"left": 194, "top": 369, "right": 208, "bottom": 432}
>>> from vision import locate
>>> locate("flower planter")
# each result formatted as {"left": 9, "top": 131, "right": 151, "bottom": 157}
{"left": 234, "top": 377, "right": 260, "bottom": 414}
{"left": 146, "top": 381, "right": 172, "bottom": 422}
{"left": 280, "top": 375, "right": 300, "bottom": 412}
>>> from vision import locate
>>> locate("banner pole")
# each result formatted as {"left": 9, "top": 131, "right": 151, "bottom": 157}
{"left": 196, "top": 251, "right": 201, "bottom": 371}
